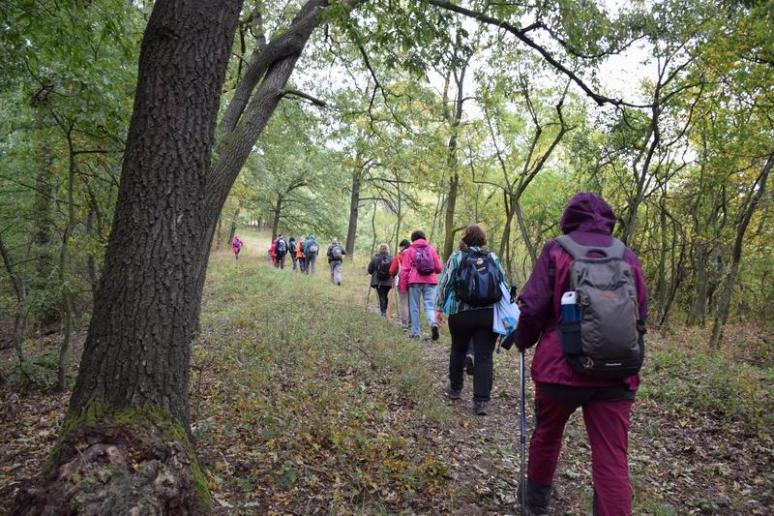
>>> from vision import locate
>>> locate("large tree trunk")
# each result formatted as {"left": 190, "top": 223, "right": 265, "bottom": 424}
{"left": 15, "top": 1, "right": 242, "bottom": 513}
{"left": 345, "top": 169, "right": 361, "bottom": 257}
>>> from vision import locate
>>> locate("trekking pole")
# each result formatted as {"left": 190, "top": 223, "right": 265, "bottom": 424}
{"left": 519, "top": 349, "right": 527, "bottom": 515}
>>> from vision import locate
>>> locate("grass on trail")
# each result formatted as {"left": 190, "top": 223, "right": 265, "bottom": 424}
{"left": 191, "top": 248, "right": 452, "bottom": 513}
{"left": 1, "top": 229, "right": 772, "bottom": 514}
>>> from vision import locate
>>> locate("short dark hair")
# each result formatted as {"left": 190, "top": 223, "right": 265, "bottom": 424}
{"left": 461, "top": 224, "right": 487, "bottom": 247}
{"left": 399, "top": 239, "right": 410, "bottom": 249}
{"left": 410, "top": 230, "right": 426, "bottom": 242}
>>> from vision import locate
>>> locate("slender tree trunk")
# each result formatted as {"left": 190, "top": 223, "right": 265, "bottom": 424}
{"left": 443, "top": 170, "right": 459, "bottom": 260}
{"left": 370, "top": 200, "right": 377, "bottom": 256}
{"left": 33, "top": 141, "right": 59, "bottom": 327}
{"left": 345, "top": 170, "right": 361, "bottom": 258}
{"left": 57, "top": 131, "right": 76, "bottom": 392}
{"left": 0, "top": 233, "right": 28, "bottom": 373}
{"left": 688, "top": 241, "right": 709, "bottom": 327}
{"left": 228, "top": 204, "right": 241, "bottom": 243}
{"left": 709, "top": 156, "right": 771, "bottom": 351}
{"left": 271, "top": 195, "right": 282, "bottom": 239}
{"left": 499, "top": 200, "right": 514, "bottom": 274}
{"left": 215, "top": 214, "right": 223, "bottom": 249}
{"left": 513, "top": 199, "right": 537, "bottom": 268}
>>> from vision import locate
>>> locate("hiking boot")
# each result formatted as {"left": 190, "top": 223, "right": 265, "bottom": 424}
{"left": 474, "top": 400, "right": 488, "bottom": 415}
{"left": 464, "top": 353, "right": 475, "bottom": 376}
{"left": 431, "top": 325, "right": 439, "bottom": 341}
{"left": 517, "top": 479, "right": 552, "bottom": 516}
{"left": 446, "top": 385, "right": 462, "bottom": 400}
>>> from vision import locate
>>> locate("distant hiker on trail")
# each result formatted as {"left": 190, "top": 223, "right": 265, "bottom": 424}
{"left": 296, "top": 236, "right": 306, "bottom": 273}
{"left": 231, "top": 235, "right": 243, "bottom": 260}
{"left": 268, "top": 239, "right": 277, "bottom": 266}
{"left": 288, "top": 237, "right": 298, "bottom": 271}
{"left": 327, "top": 238, "right": 346, "bottom": 285}
{"left": 303, "top": 235, "right": 320, "bottom": 275}
{"left": 513, "top": 192, "right": 648, "bottom": 516}
{"left": 389, "top": 239, "right": 411, "bottom": 329}
{"left": 274, "top": 234, "right": 288, "bottom": 269}
{"left": 401, "top": 230, "right": 442, "bottom": 340}
{"left": 368, "top": 243, "right": 395, "bottom": 316}
{"left": 436, "top": 224, "right": 509, "bottom": 415}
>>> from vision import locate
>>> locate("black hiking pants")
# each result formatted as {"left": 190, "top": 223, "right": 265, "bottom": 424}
{"left": 375, "top": 285, "right": 391, "bottom": 316}
{"left": 448, "top": 308, "right": 497, "bottom": 401}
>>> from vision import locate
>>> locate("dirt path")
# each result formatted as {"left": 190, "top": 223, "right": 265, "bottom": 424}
{"left": 413, "top": 335, "right": 593, "bottom": 515}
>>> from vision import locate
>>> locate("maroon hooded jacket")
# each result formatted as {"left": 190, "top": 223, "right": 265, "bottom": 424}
{"left": 514, "top": 193, "right": 648, "bottom": 391}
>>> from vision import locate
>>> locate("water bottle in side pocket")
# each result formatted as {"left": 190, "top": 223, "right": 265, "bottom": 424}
{"left": 561, "top": 291, "right": 580, "bottom": 322}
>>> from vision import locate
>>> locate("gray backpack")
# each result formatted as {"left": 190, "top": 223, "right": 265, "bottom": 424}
{"left": 556, "top": 235, "right": 644, "bottom": 379}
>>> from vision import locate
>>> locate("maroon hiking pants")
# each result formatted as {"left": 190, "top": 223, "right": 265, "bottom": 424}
{"left": 528, "top": 382, "right": 634, "bottom": 515}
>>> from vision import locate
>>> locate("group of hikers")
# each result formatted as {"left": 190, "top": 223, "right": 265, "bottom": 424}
{"left": 231, "top": 192, "right": 646, "bottom": 515}
{"left": 365, "top": 192, "right": 646, "bottom": 516}
{"left": 231, "top": 233, "right": 347, "bottom": 285}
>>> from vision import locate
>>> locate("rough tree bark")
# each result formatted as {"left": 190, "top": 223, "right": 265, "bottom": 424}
{"left": 17, "top": 0, "right": 358, "bottom": 512}
{"left": 15, "top": 1, "right": 243, "bottom": 513}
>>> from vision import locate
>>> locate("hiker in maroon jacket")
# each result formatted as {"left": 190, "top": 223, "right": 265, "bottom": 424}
{"left": 514, "top": 192, "right": 648, "bottom": 516}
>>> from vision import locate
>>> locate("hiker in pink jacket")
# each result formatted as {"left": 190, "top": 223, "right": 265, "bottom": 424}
{"left": 400, "top": 230, "right": 443, "bottom": 340}
{"left": 514, "top": 192, "right": 648, "bottom": 516}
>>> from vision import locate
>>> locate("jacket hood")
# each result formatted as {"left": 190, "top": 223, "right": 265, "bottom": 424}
{"left": 559, "top": 192, "right": 616, "bottom": 235}
{"left": 411, "top": 238, "right": 429, "bottom": 248}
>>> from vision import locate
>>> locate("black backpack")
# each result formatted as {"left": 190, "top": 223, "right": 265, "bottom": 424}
{"left": 454, "top": 249, "right": 502, "bottom": 307}
{"left": 376, "top": 254, "right": 392, "bottom": 281}
{"left": 556, "top": 236, "right": 644, "bottom": 379}
{"left": 275, "top": 238, "right": 287, "bottom": 255}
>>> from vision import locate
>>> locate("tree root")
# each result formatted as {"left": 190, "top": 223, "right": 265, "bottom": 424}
{"left": 13, "top": 422, "right": 209, "bottom": 515}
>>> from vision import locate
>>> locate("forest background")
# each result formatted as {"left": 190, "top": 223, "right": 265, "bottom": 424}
{"left": 0, "top": 0, "right": 772, "bottom": 513}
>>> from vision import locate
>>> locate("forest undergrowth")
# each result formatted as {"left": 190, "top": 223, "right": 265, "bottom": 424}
{"left": 1, "top": 233, "right": 772, "bottom": 514}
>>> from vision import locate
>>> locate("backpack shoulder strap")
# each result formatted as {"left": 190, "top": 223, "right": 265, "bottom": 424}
{"left": 555, "top": 235, "right": 626, "bottom": 260}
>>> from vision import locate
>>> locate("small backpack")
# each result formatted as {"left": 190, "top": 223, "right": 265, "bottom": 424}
{"left": 275, "top": 238, "right": 287, "bottom": 254}
{"left": 414, "top": 247, "right": 435, "bottom": 276}
{"left": 376, "top": 254, "right": 392, "bottom": 280}
{"left": 556, "top": 235, "right": 644, "bottom": 379}
{"left": 289, "top": 240, "right": 297, "bottom": 254}
{"left": 330, "top": 245, "right": 343, "bottom": 260}
{"left": 305, "top": 242, "right": 319, "bottom": 258}
{"left": 454, "top": 249, "right": 502, "bottom": 307}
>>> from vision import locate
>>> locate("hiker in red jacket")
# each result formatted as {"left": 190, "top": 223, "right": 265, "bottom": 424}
{"left": 401, "top": 230, "right": 443, "bottom": 340}
{"left": 268, "top": 239, "right": 277, "bottom": 266}
{"left": 514, "top": 192, "right": 648, "bottom": 516}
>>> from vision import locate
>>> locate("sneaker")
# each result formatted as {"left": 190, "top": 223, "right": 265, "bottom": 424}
{"left": 474, "top": 400, "right": 488, "bottom": 415}
{"left": 431, "top": 325, "right": 439, "bottom": 341}
{"left": 409, "top": 334, "right": 420, "bottom": 339}
{"left": 446, "top": 386, "right": 462, "bottom": 400}
{"left": 464, "top": 354, "right": 474, "bottom": 376}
